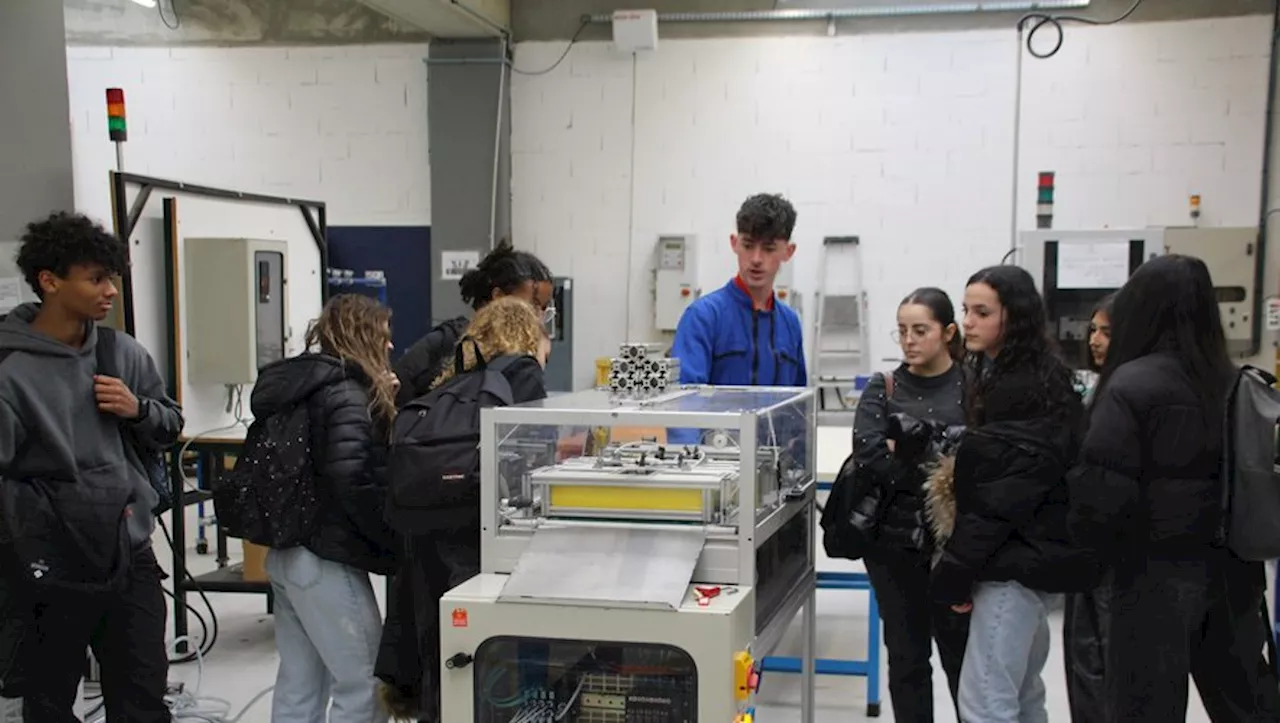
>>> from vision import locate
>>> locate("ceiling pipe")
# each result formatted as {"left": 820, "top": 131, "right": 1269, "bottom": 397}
{"left": 585, "top": 1, "right": 1089, "bottom": 25}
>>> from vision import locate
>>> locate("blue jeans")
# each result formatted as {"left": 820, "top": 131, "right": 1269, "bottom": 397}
{"left": 957, "top": 580, "right": 1054, "bottom": 723}
{"left": 267, "top": 547, "right": 386, "bottom": 723}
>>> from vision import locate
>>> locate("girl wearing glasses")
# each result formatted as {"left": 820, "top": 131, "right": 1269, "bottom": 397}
{"left": 393, "top": 239, "right": 553, "bottom": 406}
{"left": 826, "top": 287, "right": 968, "bottom": 722}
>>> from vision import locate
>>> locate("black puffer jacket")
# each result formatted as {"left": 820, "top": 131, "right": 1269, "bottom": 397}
{"left": 393, "top": 316, "right": 469, "bottom": 407}
{"left": 851, "top": 364, "right": 965, "bottom": 555}
{"left": 1067, "top": 352, "right": 1230, "bottom": 561}
{"left": 251, "top": 354, "right": 398, "bottom": 575}
{"left": 930, "top": 367, "right": 1095, "bottom": 605}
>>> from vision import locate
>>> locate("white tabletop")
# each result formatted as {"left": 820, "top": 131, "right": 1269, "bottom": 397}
{"left": 816, "top": 425, "right": 851, "bottom": 483}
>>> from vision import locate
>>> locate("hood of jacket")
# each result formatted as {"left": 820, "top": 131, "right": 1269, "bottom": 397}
{"left": 0, "top": 302, "right": 99, "bottom": 359}
{"left": 251, "top": 353, "right": 370, "bottom": 419}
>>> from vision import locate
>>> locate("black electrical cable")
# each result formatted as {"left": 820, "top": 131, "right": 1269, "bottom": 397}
{"left": 158, "top": 516, "right": 221, "bottom": 665}
{"left": 1021, "top": 0, "right": 1145, "bottom": 60}
{"left": 511, "top": 17, "right": 590, "bottom": 76}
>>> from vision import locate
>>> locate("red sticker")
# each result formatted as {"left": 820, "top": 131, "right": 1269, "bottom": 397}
{"left": 451, "top": 608, "right": 469, "bottom": 628}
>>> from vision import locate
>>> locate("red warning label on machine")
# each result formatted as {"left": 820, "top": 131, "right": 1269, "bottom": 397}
{"left": 451, "top": 608, "right": 469, "bottom": 627}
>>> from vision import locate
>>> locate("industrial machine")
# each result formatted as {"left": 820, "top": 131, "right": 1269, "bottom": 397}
{"left": 440, "top": 383, "right": 819, "bottom": 722}
{"left": 1019, "top": 227, "right": 1261, "bottom": 362}
{"left": 184, "top": 237, "right": 290, "bottom": 384}
{"left": 654, "top": 235, "right": 699, "bottom": 332}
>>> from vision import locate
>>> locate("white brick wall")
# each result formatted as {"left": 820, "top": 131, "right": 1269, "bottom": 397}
{"left": 512, "top": 16, "right": 1273, "bottom": 389}
{"left": 65, "top": 44, "right": 431, "bottom": 227}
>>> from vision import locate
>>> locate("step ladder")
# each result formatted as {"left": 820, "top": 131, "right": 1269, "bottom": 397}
{"left": 810, "top": 236, "right": 871, "bottom": 413}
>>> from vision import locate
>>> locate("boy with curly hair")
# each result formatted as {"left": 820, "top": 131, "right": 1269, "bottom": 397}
{"left": 0, "top": 211, "right": 183, "bottom": 722}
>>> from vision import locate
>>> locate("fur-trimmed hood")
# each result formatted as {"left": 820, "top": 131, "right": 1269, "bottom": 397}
{"left": 923, "top": 454, "right": 956, "bottom": 565}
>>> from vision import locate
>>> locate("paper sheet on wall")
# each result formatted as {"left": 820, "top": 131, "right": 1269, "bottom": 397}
{"left": 440, "top": 251, "right": 481, "bottom": 281}
{"left": 0, "top": 277, "right": 23, "bottom": 315}
{"left": 1056, "top": 241, "right": 1130, "bottom": 289}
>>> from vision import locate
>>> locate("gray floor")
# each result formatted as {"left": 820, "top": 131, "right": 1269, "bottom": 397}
{"left": 140, "top": 505, "right": 1217, "bottom": 723}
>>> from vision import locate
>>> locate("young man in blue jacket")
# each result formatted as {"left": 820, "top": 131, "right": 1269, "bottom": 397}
{"left": 671, "top": 193, "right": 807, "bottom": 388}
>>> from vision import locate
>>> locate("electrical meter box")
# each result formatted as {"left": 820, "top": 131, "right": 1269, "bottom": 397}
{"left": 774, "top": 261, "right": 797, "bottom": 310}
{"left": 1164, "top": 227, "right": 1259, "bottom": 357}
{"left": 654, "top": 235, "right": 698, "bottom": 332}
{"left": 184, "top": 237, "right": 290, "bottom": 385}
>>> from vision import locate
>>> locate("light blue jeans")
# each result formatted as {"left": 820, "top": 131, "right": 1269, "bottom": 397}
{"left": 957, "top": 580, "right": 1055, "bottom": 723}
{"left": 267, "top": 547, "right": 386, "bottom": 723}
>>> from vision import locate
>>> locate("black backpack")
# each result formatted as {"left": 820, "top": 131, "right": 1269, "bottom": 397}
{"left": 387, "top": 345, "right": 521, "bottom": 536}
{"left": 1218, "top": 365, "right": 1280, "bottom": 561}
{"left": 213, "top": 398, "right": 322, "bottom": 549}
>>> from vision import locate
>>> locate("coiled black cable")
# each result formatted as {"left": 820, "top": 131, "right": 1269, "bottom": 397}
{"left": 1021, "top": 0, "right": 1145, "bottom": 60}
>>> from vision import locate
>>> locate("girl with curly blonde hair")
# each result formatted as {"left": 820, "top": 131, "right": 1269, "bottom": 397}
{"left": 377, "top": 295, "right": 549, "bottom": 722}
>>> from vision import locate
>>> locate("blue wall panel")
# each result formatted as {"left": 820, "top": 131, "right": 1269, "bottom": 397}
{"left": 327, "top": 226, "right": 432, "bottom": 362}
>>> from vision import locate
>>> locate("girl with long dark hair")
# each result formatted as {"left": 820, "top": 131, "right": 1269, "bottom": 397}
{"left": 1064, "top": 292, "right": 1115, "bottom": 723}
{"left": 927, "top": 265, "right": 1091, "bottom": 723}
{"left": 828, "top": 287, "right": 968, "bottom": 721}
{"left": 1068, "top": 254, "right": 1280, "bottom": 720}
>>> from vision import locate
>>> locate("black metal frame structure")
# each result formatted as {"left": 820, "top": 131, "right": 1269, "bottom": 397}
{"left": 108, "top": 172, "right": 328, "bottom": 653}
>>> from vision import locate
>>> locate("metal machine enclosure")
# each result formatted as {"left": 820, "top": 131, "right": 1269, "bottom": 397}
{"left": 441, "top": 575, "right": 756, "bottom": 722}
{"left": 442, "top": 386, "right": 819, "bottom": 722}
{"left": 184, "top": 237, "right": 290, "bottom": 385}
{"left": 1019, "top": 227, "right": 1261, "bottom": 361}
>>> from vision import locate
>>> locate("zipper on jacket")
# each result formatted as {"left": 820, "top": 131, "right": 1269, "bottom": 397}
{"left": 750, "top": 311, "right": 760, "bottom": 385}
{"left": 768, "top": 312, "right": 778, "bottom": 385}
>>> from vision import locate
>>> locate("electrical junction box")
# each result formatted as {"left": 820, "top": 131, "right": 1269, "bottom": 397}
{"left": 775, "top": 261, "right": 797, "bottom": 310}
{"left": 654, "top": 235, "right": 698, "bottom": 332}
{"left": 612, "top": 9, "right": 659, "bottom": 53}
{"left": 184, "top": 237, "right": 290, "bottom": 386}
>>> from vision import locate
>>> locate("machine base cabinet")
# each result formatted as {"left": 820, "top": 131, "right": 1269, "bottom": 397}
{"left": 441, "top": 574, "right": 758, "bottom": 722}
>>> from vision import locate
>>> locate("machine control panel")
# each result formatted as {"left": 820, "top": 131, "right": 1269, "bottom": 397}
{"left": 655, "top": 235, "right": 698, "bottom": 332}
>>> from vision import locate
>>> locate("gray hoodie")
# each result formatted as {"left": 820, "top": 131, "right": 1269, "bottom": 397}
{"left": 0, "top": 303, "right": 184, "bottom": 547}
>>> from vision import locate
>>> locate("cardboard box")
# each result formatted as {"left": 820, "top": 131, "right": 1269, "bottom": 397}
{"left": 241, "top": 540, "right": 269, "bottom": 582}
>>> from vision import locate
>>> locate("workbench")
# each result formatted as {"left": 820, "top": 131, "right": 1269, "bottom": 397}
{"left": 168, "top": 427, "right": 273, "bottom": 655}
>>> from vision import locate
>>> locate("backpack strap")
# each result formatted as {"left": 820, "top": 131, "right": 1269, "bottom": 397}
{"left": 94, "top": 326, "right": 119, "bottom": 378}
{"left": 882, "top": 371, "right": 896, "bottom": 399}
{"left": 454, "top": 337, "right": 484, "bottom": 375}
{"left": 1217, "top": 366, "right": 1248, "bottom": 547}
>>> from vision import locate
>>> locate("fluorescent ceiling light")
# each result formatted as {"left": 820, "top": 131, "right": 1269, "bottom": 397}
{"left": 130, "top": 0, "right": 158, "bottom": 8}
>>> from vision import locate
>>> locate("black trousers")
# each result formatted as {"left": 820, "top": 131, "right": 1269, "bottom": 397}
{"left": 864, "top": 549, "right": 969, "bottom": 723}
{"left": 1064, "top": 577, "right": 1112, "bottom": 723}
{"left": 1107, "top": 554, "right": 1280, "bottom": 723}
{"left": 406, "top": 531, "right": 480, "bottom": 723}
{"left": 21, "top": 546, "right": 170, "bottom": 723}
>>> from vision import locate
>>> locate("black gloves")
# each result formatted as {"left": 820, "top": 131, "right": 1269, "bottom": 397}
{"left": 887, "top": 413, "right": 966, "bottom": 469}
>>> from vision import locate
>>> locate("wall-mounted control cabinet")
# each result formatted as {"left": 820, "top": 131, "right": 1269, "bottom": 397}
{"left": 185, "top": 237, "right": 290, "bottom": 385}
{"left": 655, "top": 235, "right": 698, "bottom": 332}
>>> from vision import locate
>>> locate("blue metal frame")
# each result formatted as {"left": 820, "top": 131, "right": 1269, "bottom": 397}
{"left": 759, "top": 480, "right": 884, "bottom": 716}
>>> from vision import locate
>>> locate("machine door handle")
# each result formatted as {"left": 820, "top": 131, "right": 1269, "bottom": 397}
{"left": 445, "top": 652, "right": 474, "bottom": 669}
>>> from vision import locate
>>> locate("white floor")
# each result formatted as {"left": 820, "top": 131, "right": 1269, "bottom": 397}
{"left": 127, "top": 506, "right": 1222, "bottom": 723}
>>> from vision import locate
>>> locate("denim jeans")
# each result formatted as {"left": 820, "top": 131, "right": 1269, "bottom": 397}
{"left": 957, "top": 580, "right": 1055, "bottom": 723}
{"left": 267, "top": 547, "right": 386, "bottom": 723}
